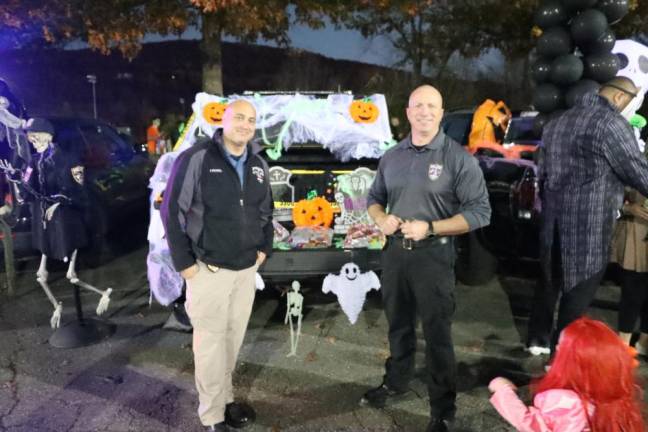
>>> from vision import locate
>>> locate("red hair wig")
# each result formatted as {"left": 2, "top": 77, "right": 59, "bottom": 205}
{"left": 532, "top": 317, "right": 645, "bottom": 431}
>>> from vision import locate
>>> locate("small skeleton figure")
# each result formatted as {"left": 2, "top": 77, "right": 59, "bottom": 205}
{"left": 284, "top": 280, "right": 304, "bottom": 357}
{"left": 322, "top": 263, "right": 381, "bottom": 324}
{"left": 8, "top": 119, "right": 113, "bottom": 328}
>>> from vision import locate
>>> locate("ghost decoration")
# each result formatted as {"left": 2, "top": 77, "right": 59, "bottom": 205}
{"left": 612, "top": 39, "right": 648, "bottom": 93}
{"left": 322, "top": 263, "right": 381, "bottom": 324}
{"left": 611, "top": 40, "right": 648, "bottom": 122}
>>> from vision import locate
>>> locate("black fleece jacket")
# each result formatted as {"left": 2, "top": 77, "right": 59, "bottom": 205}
{"left": 161, "top": 132, "right": 273, "bottom": 272}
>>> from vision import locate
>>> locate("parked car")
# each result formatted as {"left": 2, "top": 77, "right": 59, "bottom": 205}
{"left": 4, "top": 117, "right": 154, "bottom": 264}
{"left": 441, "top": 110, "right": 542, "bottom": 284}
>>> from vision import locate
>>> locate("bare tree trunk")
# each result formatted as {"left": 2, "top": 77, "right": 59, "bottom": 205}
{"left": 201, "top": 12, "right": 224, "bottom": 95}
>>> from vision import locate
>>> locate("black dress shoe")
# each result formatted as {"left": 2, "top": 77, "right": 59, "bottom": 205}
{"left": 425, "top": 418, "right": 452, "bottom": 432}
{"left": 359, "top": 383, "right": 408, "bottom": 408}
{"left": 206, "top": 422, "right": 231, "bottom": 431}
{"left": 225, "top": 402, "right": 256, "bottom": 428}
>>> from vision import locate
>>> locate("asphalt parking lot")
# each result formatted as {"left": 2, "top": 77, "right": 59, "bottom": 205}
{"left": 0, "top": 247, "right": 645, "bottom": 431}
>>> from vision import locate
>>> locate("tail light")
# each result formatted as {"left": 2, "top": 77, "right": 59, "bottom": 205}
{"left": 513, "top": 168, "right": 538, "bottom": 220}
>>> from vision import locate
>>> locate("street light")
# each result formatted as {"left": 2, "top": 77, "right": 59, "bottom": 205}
{"left": 86, "top": 74, "right": 97, "bottom": 119}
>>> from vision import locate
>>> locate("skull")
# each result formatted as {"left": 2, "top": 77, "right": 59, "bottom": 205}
{"left": 291, "top": 280, "right": 301, "bottom": 292}
{"left": 27, "top": 132, "right": 52, "bottom": 153}
{"left": 340, "top": 263, "right": 360, "bottom": 281}
{"left": 612, "top": 39, "right": 648, "bottom": 94}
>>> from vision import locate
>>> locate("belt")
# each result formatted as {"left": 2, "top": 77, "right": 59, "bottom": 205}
{"left": 388, "top": 235, "right": 449, "bottom": 250}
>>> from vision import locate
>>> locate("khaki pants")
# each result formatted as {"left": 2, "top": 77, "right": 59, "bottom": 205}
{"left": 185, "top": 260, "right": 257, "bottom": 426}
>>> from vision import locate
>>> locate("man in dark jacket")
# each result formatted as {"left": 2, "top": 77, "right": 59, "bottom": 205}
{"left": 527, "top": 77, "right": 648, "bottom": 355}
{"left": 161, "top": 99, "right": 273, "bottom": 432}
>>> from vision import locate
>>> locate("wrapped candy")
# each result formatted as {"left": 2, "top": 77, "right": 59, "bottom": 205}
{"left": 288, "top": 226, "right": 334, "bottom": 249}
{"left": 343, "top": 223, "right": 386, "bottom": 249}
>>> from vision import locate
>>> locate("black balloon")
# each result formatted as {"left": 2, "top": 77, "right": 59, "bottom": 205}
{"left": 531, "top": 58, "right": 553, "bottom": 83}
{"left": 583, "top": 52, "right": 620, "bottom": 82}
{"left": 533, "top": 83, "right": 564, "bottom": 113}
{"left": 571, "top": 9, "right": 608, "bottom": 45}
{"left": 565, "top": 79, "right": 600, "bottom": 107}
{"left": 532, "top": 113, "right": 550, "bottom": 138}
{"left": 581, "top": 28, "right": 616, "bottom": 55}
{"left": 534, "top": 1, "right": 568, "bottom": 29}
{"left": 537, "top": 27, "right": 574, "bottom": 58}
{"left": 596, "top": 0, "right": 629, "bottom": 25}
{"left": 563, "top": 0, "right": 597, "bottom": 11}
{"left": 550, "top": 54, "right": 584, "bottom": 85}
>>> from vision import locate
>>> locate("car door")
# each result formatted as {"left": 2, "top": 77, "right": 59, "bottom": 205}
{"left": 79, "top": 123, "right": 135, "bottom": 213}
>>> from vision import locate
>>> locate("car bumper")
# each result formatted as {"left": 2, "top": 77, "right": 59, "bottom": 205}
{"left": 260, "top": 248, "right": 382, "bottom": 281}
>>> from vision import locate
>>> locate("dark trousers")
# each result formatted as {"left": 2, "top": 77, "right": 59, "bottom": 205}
{"left": 527, "top": 226, "right": 605, "bottom": 350}
{"left": 618, "top": 269, "right": 648, "bottom": 334}
{"left": 380, "top": 237, "right": 456, "bottom": 420}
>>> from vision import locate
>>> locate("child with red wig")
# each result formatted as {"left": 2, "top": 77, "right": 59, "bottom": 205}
{"left": 489, "top": 317, "right": 644, "bottom": 431}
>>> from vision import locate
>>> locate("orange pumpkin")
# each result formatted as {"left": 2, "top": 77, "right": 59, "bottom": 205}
{"left": 292, "top": 197, "right": 334, "bottom": 227}
{"left": 349, "top": 98, "right": 380, "bottom": 123}
{"left": 202, "top": 100, "right": 229, "bottom": 125}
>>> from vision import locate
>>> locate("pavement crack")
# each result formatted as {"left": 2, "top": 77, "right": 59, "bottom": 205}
{"left": 0, "top": 337, "right": 26, "bottom": 431}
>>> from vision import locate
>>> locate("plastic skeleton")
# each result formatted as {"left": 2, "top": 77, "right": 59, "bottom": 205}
{"left": 1, "top": 128, "right": 112, "bottom": 328}
{"left": 322, "top": 263, "right": 381, "bottom": 324}
{"left": 284, "top": 280, "right": 303, "bottom": 357}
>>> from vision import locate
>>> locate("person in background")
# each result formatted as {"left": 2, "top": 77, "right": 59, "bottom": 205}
{"left": 147, "top": 118, "right": 161, "bottom": 155}
{"left": 490, "top": 317, "right": 644, "bottom": 432}
{"left": 527, "top": 77, "right": 648, "bottom": 355}
{"left": 612, "top": 189, "right": 648, "bottom": 356}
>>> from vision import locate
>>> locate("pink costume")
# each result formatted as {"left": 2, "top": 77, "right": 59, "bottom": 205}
{"left": 490, "top": 381, "right": 593, "bottom": 432}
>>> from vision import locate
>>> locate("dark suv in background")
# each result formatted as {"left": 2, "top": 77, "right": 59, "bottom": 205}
{"left": 441, "top": 110, "right": 542, "bottom": 284}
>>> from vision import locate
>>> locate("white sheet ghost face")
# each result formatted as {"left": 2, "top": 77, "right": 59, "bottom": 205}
{"left": 612, "top": 40, "right": 648, "bottom": 121}
{"left": 342, "top": 263, "right": 360, "bottom": 281}
{"left": 322, "top": 263, "right": 381, "bottom": 324}
{"left": 613, "top": 40, "right": 648, "bottom": 93}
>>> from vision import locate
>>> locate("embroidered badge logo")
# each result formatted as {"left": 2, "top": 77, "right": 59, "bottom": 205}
{"left": 428, "top": 164, "right": 443, "bottom": 181}
{"left": 252, "top": 166, "right": 265, "bottom": 184}
{"left": 71, "top": 166, "right": 84, "bottom": 185}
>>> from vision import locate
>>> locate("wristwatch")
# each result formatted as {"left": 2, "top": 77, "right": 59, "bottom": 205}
{"left": 426, "top": 221, "right": 437, "bottom": 238}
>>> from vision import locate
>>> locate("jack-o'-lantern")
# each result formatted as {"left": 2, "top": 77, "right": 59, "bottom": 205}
{"left": 202, "top": 100, "right": 229, "bottom": 125}
{"left": 292, "top": 197, "right": 334, "bottom": 227}
{"left": 349, "top": 98, "right": 380, "bottom": 123}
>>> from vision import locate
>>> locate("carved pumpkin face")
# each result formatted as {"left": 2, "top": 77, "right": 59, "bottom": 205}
{"left": 349, "top": 98, "right": 380, "bottom": 123}
{"left": 292, "top": 197, "right": 334, "bottom": 227}
{"left": 202, "top": 101, "right": 228, "bottom": 125}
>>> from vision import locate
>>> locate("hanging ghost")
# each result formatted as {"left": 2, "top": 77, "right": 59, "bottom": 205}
{"left": 322, "top": 263, "right": 380, "bottom": 324}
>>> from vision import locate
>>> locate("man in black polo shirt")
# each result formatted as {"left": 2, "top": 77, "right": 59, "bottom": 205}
{"left": 362, "top": 85, "right": 491, "bottom": 432}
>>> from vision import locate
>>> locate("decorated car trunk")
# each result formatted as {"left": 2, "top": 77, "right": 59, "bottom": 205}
{"left": 147, "top": 91, "right": 395, "bottom": 304}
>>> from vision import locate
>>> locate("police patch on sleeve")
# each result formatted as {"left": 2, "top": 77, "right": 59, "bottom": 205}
{"left": 71, "top": 166, "right": 84, "bottom": 185}
{"left": 428, "top": 163, "right": 443, "bottom": 181}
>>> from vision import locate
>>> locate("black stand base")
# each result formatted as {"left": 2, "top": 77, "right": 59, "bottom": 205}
{"left": 48, "top": 283, "right": 115, "bottom": 349}
{"left": 49, "top": 318, "right": 115, "bottom": 348}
